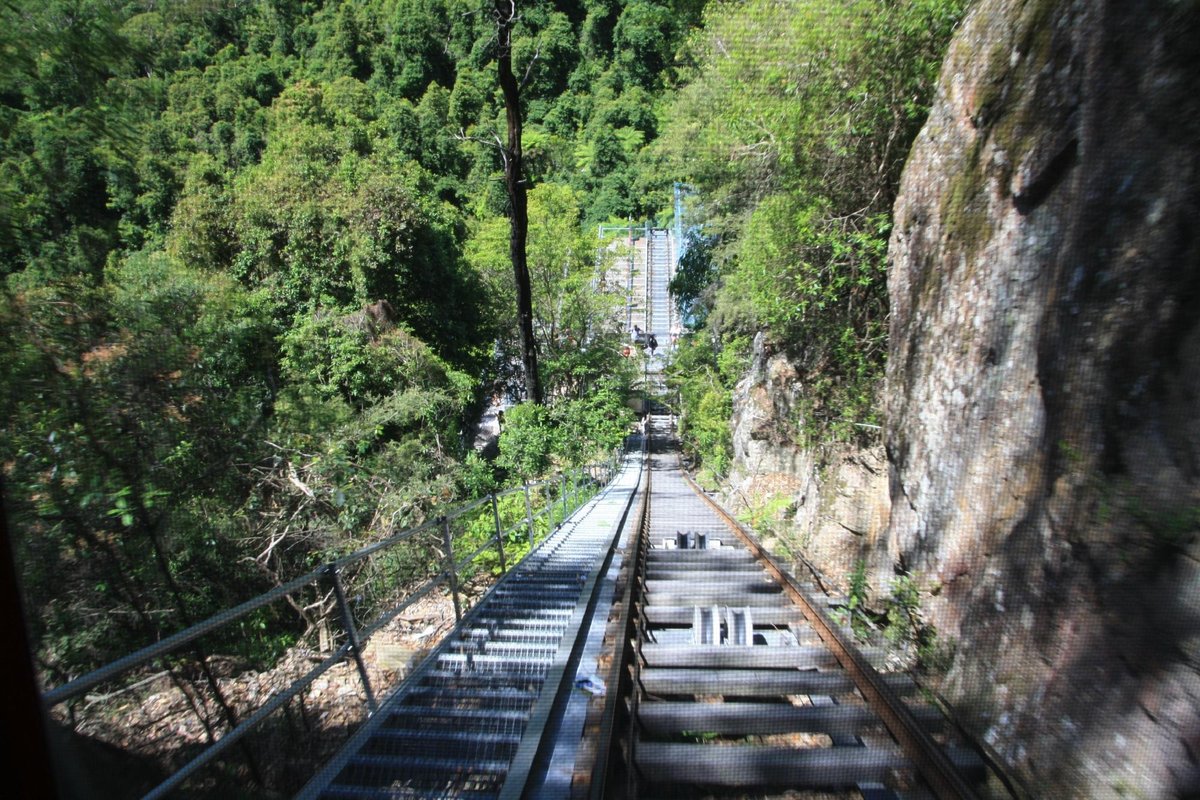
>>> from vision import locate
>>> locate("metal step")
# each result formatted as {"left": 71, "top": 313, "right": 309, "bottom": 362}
{"left": 639, "top": 644, "right": 841, "bottom": 670}
{"left": 645, "top": 591, "right": 792, "bottom": 607}
{"left": 644, "top": 605, "right": 805, "bottom": 626}
{"left": 637, "top": 701, "right": 947, "bottom": 737}
{"left": 640, "top": 668, "right": 918, "bottom": 697}
{"left": 364, "top": 727, "right": 521, "bottom": 754}
{"left": 645, "top": 578, "right": 782, "bottom": 595}
{"left": 300, "top": 453, "right": 644, "bottom": 800}
{"left": 635, "top": 742, "right": 910, "bottom": 788}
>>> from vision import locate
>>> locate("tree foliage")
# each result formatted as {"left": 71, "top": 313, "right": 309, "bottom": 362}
{"left": 660, "top": 0, "right": 965, "bottom": 444}
{"left": 1, "top": 0, "right": 965, "bottom": 729}
{"left": 1, "top": 0, "right": 691, "bottom": 687}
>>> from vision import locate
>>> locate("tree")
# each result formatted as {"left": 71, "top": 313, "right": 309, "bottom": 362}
{"left": 492, "top": 0, "right": 543, "bottom": 405}
{"left": 658, "top": 0, "right": 966, "bottom": 441}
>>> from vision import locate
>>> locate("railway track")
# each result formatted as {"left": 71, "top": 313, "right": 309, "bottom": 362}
{"left": 297, "top": 417, "right": 989, "bottom": 799}
{"left": 645, "top": 229, "right": 673, "bottom": 347}
{"left": 583, "top": 415, "right": 988, "bottom": 800}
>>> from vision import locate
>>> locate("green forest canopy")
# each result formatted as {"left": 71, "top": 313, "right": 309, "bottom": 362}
{"left": 0, "top": 0, "right": 963, "bottom": 681}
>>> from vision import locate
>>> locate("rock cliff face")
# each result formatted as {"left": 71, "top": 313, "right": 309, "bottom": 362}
{"left": 725, "top": 333, "right": 891, "bottom": 591}
{"left": 886, "top": 0, "right": 1200, "bottom": 796}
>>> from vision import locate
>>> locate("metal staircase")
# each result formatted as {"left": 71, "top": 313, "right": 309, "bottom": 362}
{"left": 296, "top": 451, "right": 643, "bottom": 799}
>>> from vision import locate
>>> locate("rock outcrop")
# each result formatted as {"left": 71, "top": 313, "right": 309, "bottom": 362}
{"left": 886, "top": 0, "right": 1200, "bottom": 796}
{"left": 726, "top": 333, "right": 891, "bottom": 592}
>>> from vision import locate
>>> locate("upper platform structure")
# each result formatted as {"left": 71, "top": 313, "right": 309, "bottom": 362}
{"left": 597, "top": 224, "right": 680, "bottom": 409}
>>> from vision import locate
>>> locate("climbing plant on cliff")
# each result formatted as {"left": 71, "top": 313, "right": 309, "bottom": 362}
{"left": 659, "top": 0, "right": 965, "bottom": 441}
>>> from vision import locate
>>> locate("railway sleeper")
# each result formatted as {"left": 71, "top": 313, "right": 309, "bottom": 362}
{"left": 636, "top": 742, "right": 910, "bottom": 788}
{"left": 646, "top": 577, "right": 781, "bottom": 595}
{"left": 636, "top": 701, "right": 947, "bottom": 738}
{"left": 641, "top": 643, "right": 842, "bottom": 669}
{"left": 646, "top": 567, "right": 769, "bottom": 581}
{"left": 646, "top": 550, "right": 754, "bottom": 565}
{"left": 645, "top": 591, "right": 791, "bottom": 607}
{"left": 644, "top": 605, "right": 804, "bottom": 626}
{"left": 634, "top": 741, "right": 985, "bottom": 789}
{"left": 639, "top": 667, "right": 918, "bottom": 697}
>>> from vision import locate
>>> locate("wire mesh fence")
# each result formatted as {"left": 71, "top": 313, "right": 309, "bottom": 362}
{"left": 40, "top": 451, "right": 624, "bottom": 800}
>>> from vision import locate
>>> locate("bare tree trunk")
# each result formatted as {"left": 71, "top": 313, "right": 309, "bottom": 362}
{"left": 494, "top": 0, "right": 543, "bottom": 405}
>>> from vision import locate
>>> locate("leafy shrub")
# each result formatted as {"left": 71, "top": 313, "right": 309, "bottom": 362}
{"left": 666, "top": 334, "right": 744, "bottom": 479}
{"left": 497, "top": 403, "right": 556, "bottom": 480}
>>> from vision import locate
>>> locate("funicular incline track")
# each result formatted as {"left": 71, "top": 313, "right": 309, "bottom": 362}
{"left": 295, "top": 417, "right": 987, "bottom": 800}
{"left": 590, "top": 415, "right": 987, "bottom": 799}
{"left": 296, "top": 446, "right": 645, "bottom": 800}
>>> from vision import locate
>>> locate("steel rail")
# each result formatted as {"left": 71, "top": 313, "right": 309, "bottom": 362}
{"left": 578, "top": 434, "right": 652, "bottom": 800}
{"left": 44, "top": 463, "right": 609, "bottom": 708}
{"left": 680, "top": 470, "right": 982, "bottom": 800}
{"left": 497, "top": 439, "right": 646, "bottom": 800}
{"left": 43, "top": 565, "right": 331, "bottom": 706}
{"left": 447, "top": 494, "right": 494, "bottom": 519}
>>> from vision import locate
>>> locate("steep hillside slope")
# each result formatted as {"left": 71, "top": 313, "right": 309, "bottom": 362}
{"left": 886, "top": 0, "right": 1200, "bottom": 795}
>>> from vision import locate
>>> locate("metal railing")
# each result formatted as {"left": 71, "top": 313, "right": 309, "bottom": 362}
{"left": 41, "top": 449, "right": 627, "bottom": 799}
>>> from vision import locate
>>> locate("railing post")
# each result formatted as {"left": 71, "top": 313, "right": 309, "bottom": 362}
{"left": 440, "top": 516, "right": 462, "bottom": 622}
{"left": 523, "top": 481, "right": 536, "bottom": 548}
{"left": 325, "top": 564, "right": 377, "bottom": 714}
{"left": 489, "top": 493, "right": 507, "bottom": 575}
{"left": 560, "top": 473, "right": 568, "bottom": 523}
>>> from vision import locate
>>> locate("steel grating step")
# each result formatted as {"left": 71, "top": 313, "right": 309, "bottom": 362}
{"left": 401, "top": 687, "right": 537, "bottom": 708}
{"left": 458, "top": 629, "right": 561, "bottom": 643}
{"left": 320, "top": 785, "right": 498, "bottom": 800}
{"left": 427, "top": 661, "right": 551, "bottom": 678}
{"left": 364, "top": 728, "right": 521, "bottom": 754}
{"left": 448, "top": 640, "right": 561, "bottom": 653}
{"left": 387, "top": 704, "right": 529, "bottom": 726}
{"left": 300, "top": 452, "right": 645, "bottom": 800}
{"left": 475, "top": 603, "right": 574, "bottom": 615}
{"left": 420, "top": 673, "right": 545, "bottom": 690}
{"left": 389, "top": 706, "right": 530, "bottom": 725}
{"left": 378, "top": 720, "right": 524, "bottom": 744}
{"left": 436, "top": 654, "right": 555, "bottom": 670}
{"left": 343, "top": 752, "right": 510, "bottom": 780}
